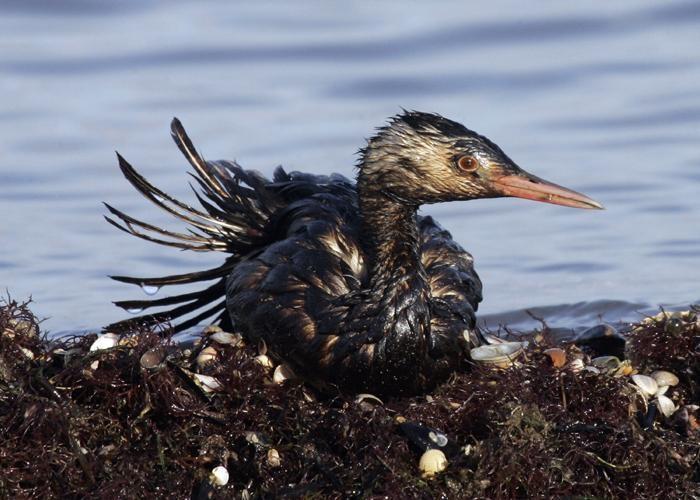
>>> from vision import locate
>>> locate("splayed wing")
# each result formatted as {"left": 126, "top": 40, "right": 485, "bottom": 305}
{"left": 105, "top": 119, "right": 282, "bottom": 333}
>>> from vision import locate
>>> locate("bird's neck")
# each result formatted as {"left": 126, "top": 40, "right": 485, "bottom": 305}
{"left": 357, "top": 160, "right": 428, "bottom": 308}
{"left": 356, "top": 164, "right": 431, "bottom": 386}
{"left": 358, "top": 190, "right": 425, "bottom": 291}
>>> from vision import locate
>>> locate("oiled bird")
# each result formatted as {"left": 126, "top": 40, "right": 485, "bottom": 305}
{"left": 106, "top": 111, "right": 601, "bottom": 395}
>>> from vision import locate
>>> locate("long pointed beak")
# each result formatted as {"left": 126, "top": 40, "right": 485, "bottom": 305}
{"left": 491, "top": 171, "right": 604, "bottom": 210}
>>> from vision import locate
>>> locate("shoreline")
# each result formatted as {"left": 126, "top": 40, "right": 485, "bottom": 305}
{"left": 1, "top": 298, "right": 698, "bottom": 497}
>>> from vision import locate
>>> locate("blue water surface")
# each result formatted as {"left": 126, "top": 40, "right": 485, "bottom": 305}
{"left": 1, "top": 1, "right": 698, "bottom": 334}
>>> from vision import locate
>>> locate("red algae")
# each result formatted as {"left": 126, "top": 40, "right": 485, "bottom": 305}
{"left": 1, "top": 298, "right": 699, "bottom": 498}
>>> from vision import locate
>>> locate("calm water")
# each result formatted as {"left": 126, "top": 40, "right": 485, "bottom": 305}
{"left": 1, "top": 1, "right": 698, "bottom": 335}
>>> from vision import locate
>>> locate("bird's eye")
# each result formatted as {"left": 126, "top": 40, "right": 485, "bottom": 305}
{"left": 457, "top": 155, "right": 478, "bottom": 173}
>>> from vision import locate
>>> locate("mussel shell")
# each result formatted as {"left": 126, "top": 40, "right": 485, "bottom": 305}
{"left": 574, "top": 324, "right": 626, "bottom": 359}
{"left": 399, "top": 422, "right": 458, "bottom": 456}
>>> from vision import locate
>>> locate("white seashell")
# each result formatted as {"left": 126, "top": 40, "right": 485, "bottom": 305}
{"left": 209, "top": 332, "right": 240, "bottom": 345}
{"left": 19, "top": 347, "right": 35, "bottom": 360}
{"left": 656, "top": 394, "right": 677, "bottom": 418}
{"left": 419, "top": 449, "right": 448, "bottom": 478}
{"left": 655, "top": 385, "right": 668, "bottom": 396}
{"left": 255, "top": 354, "right": 274, "bottom": 369}
{"left": 194, "top": 374, "right": 222, "bottom": 393}
{"left": 210, "top": 465, "right": 229, "bottom": 486}
{"left": 90, "top": 360, "right": 100, "bottom": 370}
{"left": 568, "top": 359, "right": 584, "bottom": 373}
{"left": 273, "top": 364, "right": 296, "bottom": 384}
{"left": 632, "top": 374, "right": 658, "bottom": 397}
{"left": 244, "top": 431, "right": 267, "bottom": 445}
{"left": 650, "top": 370, "right": 679, "bottom": 387}
{"left": 196, "top": 346, "right": 218, "bottom": 367}
{"left": 428, "top": 431, "right": 448, "bottom": 447}
{"left": 267, "top": 448, "right": 281, "bottom": 467}
{"left": 89, "top": 332, "right": 120, "bottom": 351}
{"left": 470, "top": 342, "right": 524, "bottom": 368}
{"left": 355, "top": 393, "right": 384, "bottom": 406}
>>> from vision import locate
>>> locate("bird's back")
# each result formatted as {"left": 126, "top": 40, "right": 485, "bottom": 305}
{"left": 225, "top": 168, "right": 483, "bottom": 391}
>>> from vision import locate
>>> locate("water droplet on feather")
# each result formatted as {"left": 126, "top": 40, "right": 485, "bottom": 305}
{"left": 140, "top": 284, "right": 160, "bottom": 296}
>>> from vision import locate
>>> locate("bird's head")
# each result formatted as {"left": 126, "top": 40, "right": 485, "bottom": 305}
{"left": 358, "top": 110, "right": 602, "bottom": 210}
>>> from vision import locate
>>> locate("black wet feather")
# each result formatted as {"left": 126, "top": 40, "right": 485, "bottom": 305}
{"left": 107, "top": 112, "right": 489, "bottom": 395}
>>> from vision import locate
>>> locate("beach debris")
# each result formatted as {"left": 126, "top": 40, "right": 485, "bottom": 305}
{"left": 655, "top": 394, "right": 677, "bottom": 418}
{"left": 665, "top": 312, "right": 685, "bottom": 335}
{"left": 355, "top": 393, "right": 384, "bottom": 409}
{"left": 650, "top": 370, "right": 679, "bottom": 388}
{"left": 4, "top": 318, "right": 38, "bottom": 338}
{"left": 631, "top": 374, "right": 658, "bottom": 398}
{"left": 193, "top": 373, "right": 222, "bottom": 393}
{"left": 196, "top": 346, "right": 218, "bottom": 367}
{"left": 470, "top": 342, "right": 524, "bottom": 368}
{"left": 89, "top": 332, "right": 120, "bottom": 352}
{"left": 209, "top": 465, "right": 229, "bottom": 486}
{"left": 419, "top": 449, "right": 448, "bottom": 478}
{"left": 591, "top": 356, "right": 621, "bottom": 372}
{"left": 244, "top": 431, "right": 270, "bottom": 448}
{"left": 255, "top": 354, "right": 274, "bottom": 369}
{"left": 209, "top": 331, "right": 242, "bottom": 346}
{"left": 139, "top": 347, "right": 166, "bottom": 370}
{"left": 273, "top": 363, "right": 296, "bottom": 384}
{"left": 399, "top": 422, "right": 455, "bottom": 456}
{"left": 568, "top": 358, "right": 584, "bottom": 373}
{"left": 672, "top": 405, "right": 700, "bottom": 436}
{"left": 574, "top": 324, "right": 626, "bottom": 359}
{"left": 202, "top": 325, "right": 223, "bottom": 335}
{"left": 267, "top": 448, "right": 281, "bottom": 468}
{"left": 543, "top": 348, "right": 566, "bottom": 368}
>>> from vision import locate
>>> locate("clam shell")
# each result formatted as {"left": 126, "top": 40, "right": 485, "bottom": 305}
{"left": 656, "top": 394, "right": 677, "bottom": 418}
{"left": 194, "top": 374, "right": 222, "bottom": 393}
{"left": 650, "top": 370, "right": 679, "bottom": 387}
{"left": 543, "top": 348, "right": 566, "bottom": 368}
{"left": 632, "top": 374, "right": 658, "bottom": 397}
{"left": 89, "top": 332, "right": 120, "bottom": 352}
{"left": 196, "top": 346, "right": 218, "bottom": 367}
{"left": 255, "top": 354, "right": 274, "bottom": 369}
{"left": 419, "top": 449, "right": 448, "bottom": 478}
{"left": 273, "top": 364, "right": 296, "bottom": 384}
{"left": 355, "top": 393, "right": 384, "bottom": 406}
{"left": 209, "top": 331, "right": 241, "bottom": 346}
{"left": 470, "top": 342, "right": 524, "bottom": 368}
